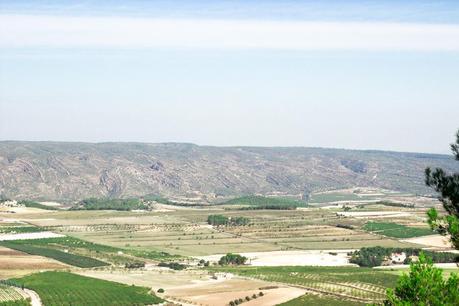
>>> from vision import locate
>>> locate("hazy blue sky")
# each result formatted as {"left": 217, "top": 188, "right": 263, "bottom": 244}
{"left": 0, "top": 1, "right": 458, "bottom": 154}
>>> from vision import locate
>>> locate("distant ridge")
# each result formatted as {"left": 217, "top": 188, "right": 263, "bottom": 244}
{"left": 0, "top": 141, "right": 458, "bottom": 201}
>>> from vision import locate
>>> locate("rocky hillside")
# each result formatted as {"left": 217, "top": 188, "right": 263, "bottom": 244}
{"left": 0, "top": 141, "right": 457, "bottom": 201}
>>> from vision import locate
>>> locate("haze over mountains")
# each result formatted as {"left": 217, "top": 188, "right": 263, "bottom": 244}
{"left": 1, "top": 141, "right": 458, "bottom": 202}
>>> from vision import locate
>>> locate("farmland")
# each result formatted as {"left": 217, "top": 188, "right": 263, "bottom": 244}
{"left": 0, "top": 284, "right": 29, "bottom": 305}
{"left": 0, "top": 188, "right": 455, "bottom": 305}
{"left": 209, "top": 265, "right": 398, "bottom": 304}
{"left": 223, "top": 196, "right": 307, "bottom": 207}
{"left": 12, "top": 271, "right": 162, "bottom": 306}
{"left": 0, "top": 241, "right": 108, "bottom": 268}
{"left": 42, "top": 207, "right": 417, "bottom": 257}
{"left": 363, "top": 222, "right": 434, "bottom": 238}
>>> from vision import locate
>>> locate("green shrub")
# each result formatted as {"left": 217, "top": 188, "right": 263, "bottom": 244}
{"left": 158, "top": 262, "right": 186, "bottom": 270}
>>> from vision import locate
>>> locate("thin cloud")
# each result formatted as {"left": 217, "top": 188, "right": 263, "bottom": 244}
{"left": 1, "top": 14, "right": 459, "bottom": 51}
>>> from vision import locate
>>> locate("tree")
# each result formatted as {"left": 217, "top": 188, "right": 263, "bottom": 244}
{"left": 425, "top": 129, "right": 459, "bottom": 249}
{"left": 383, "top": 253, "right": 459, "bottom": 306}
{"left": 218, "top": 253, "right": 247, "bottom": 265}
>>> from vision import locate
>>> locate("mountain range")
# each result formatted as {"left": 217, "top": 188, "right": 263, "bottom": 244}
{"left": 1, "top": 141, "right": 458, "bottom": 202}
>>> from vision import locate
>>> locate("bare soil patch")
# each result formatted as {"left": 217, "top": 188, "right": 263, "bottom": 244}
{"left": 198, "top": 250, "right": 356, "bottom": 267}
{"left": 401, "top": 234, "right": 453, "bottom": 249}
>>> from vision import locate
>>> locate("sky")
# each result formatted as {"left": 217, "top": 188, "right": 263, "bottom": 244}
{"left": 0, "top": 1, "right": 458, "bottom": 154}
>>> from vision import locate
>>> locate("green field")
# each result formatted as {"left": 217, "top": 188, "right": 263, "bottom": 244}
{"left": 223, "top": 196, "right": 307, "bottom": 207}
{"left": 12, "top": 271, "right": 162, "bottom": 306}
{"left": 210, "top": 266, "right": 398, "bottom": 304}
{"left": 363, "top": 222, "right": 434, "bottom": 238}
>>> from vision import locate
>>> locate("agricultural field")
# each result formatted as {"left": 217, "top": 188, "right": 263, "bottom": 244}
{"left": 210, "top": 265, "right": 399, "bottom": 304}
{"left": 0, "top": 190, "right": 455, "bottom": 306}
{"left": 0, "top": 284, "right": 29, "bottom": 305}
{"left": 11, "top": 271, "right": 162, "bottom": 306}
{"left": 363, "top": 222, "right": 434, "bottom": 238}
{"left": 16, "top": 207, "right": 414, "bottom": 257}
{"left": 0, "top": 246, "right": 66, "bottom": 279}
{"left": 0, "top": 241, "right": 108, "bottom": 268}
{"left": 223, "top": 195, "right": 307, "bottom": 207}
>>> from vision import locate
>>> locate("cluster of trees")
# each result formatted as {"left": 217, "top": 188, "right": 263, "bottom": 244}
{"left": 383, "top": 253, "right": 459, "bottom": 305}
{"left": 124, "top": 261, "right": 145, "bottom": 269}
{"left": 198, "top": 259, "right": 210, "bottom": 267}
{"left": 376, "top": 201, "right": 415, "bottom": 208}
{"left": 228, "top": 292, "right": 264, "bottom": 306}
{"left": 72, "top": 198, "right": 148, "bottom": 211}
{"left": 350, "top": 246, "right": 458, "bottom": 267}
{"left": 218, "top": 253, "right": 247, "bottom": 265}
{"left": 158, "top": 262, "right": 186, "bottom": 270}
{"left": 207, "top": 215, "right": 250, "bottom": 226}
{"left": 335, "top": 224, "right": 354, "bottom": 230}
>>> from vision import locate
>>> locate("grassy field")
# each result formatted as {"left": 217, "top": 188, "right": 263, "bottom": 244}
{"left": 12, "top": 271, "right": 162, "bottom": 306}
{"left": 363, "top": 222, "right": 434, "bottom": 238}
{"left": 210, "top": 265, "right": 398, "bottom": 304}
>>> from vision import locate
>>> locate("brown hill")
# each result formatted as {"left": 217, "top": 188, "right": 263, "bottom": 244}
{"left": 0, "top": 141, "right": 457, "bottom": 201}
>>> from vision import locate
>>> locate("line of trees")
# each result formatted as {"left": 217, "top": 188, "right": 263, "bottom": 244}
{"left": 349, "top": 246, "right": 458, "bottom": 267}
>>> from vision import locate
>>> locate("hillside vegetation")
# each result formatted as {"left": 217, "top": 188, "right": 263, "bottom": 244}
{"left": 1, "top": 142, "right": 458, "bottom": 200}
